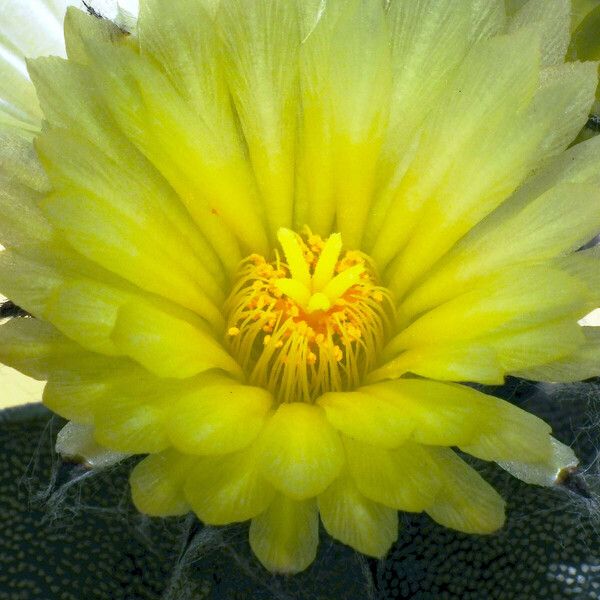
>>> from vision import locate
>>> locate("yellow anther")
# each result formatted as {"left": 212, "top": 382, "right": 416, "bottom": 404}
{"left": 333, "top": 346, "right": 343, "bottom": 362}
{"left": 227, "top": 327, "right": 240, "bottom": 336}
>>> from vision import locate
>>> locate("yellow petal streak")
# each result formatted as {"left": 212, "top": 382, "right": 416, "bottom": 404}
{"left": 184, "top": 443, "right": 275, "bottom": 525}
{"left": 225, "top": 229, "right": 392, "bottom": 403}
{"left": 166, "top": 374, "right": 272, "bottom": 455}
{"left": 249, "top": 495, "right": 319, "bottom": 574}
{"left": 258, "top": 403, "right": 344, "bottom": 499}
{"left": 112, "top": 302, "right": 242, "bottom": 379}
{"left": 425, "top": 447, "right": 506, "bottom": 534}
{"left": 130, "top": 450, "right": 195, "bottom": 517}
{"left": 318, "top": 470, "right": 398, "bottom": 558}
{"left": 344, "top": 437, "right": 441, "bottom": 512}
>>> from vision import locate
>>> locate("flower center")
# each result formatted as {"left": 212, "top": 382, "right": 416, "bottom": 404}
{"left": 224, "top": 228, "right": 393, "bottom": 403}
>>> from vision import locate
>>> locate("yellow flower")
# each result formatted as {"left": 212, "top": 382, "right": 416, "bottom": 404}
{"left": 1, "top": 0, "right": 599, "bottom": 574}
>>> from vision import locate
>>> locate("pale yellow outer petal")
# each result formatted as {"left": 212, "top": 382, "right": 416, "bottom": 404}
{"left": 386, "top": 266, "right": 588, "bottom": 366}
{"left": 425, "top": 447, "right": 506, "bottom": 534}
{"left": 249, "top": 495, "right": 319, "bottom": 574}
{"left": 111, "top": 301, "right": 241, "bottom": 379}
{"left": 166, "top": 375, "right": 272, "bottom": 455}
{"left": 508, "top": 0, "right": 570, "bottom": 66}
{"left": 367, "top": 0, "right": 472, "bottom": 246}
{"left": 403, "top": 183, "right": 600, "bottom": 320}
{"left": 369, "top": 343, "right": 504, "bottom": 385}
{"left": 34, "top": 130, "right": 227, "bottom": 321}
{"left": 0, "top": 132, "right": 53, "bottom": 247}
{"left": 78, "top": 35, "right": 244, "bottom": 272}
{"left": 44, "top": 369, "right": 124, "bottom": 425}
{"left": 344, "top": 437, "right": 441, "bottom": 512}
{"left": 323, "top": 379, "right": 553, "bottom": 467}
{"left": 93, "top": 401, "right": 169, "bottom": 455}
{"left": 371, "top": 29, "right": 541, "bottom": 271}
{"left": 515, "top": 327, "right": 600, "bottom": 382}
{"left": 258, "top": 403, "right": 344, "bottom": 500}
{"left": 130, "top": 450, "right": 195, "bottom": 517}
{"left": 318, "top": 470, "right": 398, "bottom": 558}
{"left": 217, "top": 0, "right": 299, "bottom": 240}
{"left": 318, "top": 388, "right": 415, "bottom": 449}
{"left": 0, "top": 243, "right": 145, "bottom": 357}
{"left": 184, "top": 443, "right": 275, "bottom": 525}
{"left": 55, "top": 421, "right": 129, "bottom": 469}
{"left": 137, "top": 0, "right": 270, "bottom": 255}
{"left": 497, "top": 436, "right": 578, "bottom": 487}
{"left": 27, "top": 54, "right": 226, "bottom": 284}
{"left": 0, "top": 317, "right": 82, "bottom": 380}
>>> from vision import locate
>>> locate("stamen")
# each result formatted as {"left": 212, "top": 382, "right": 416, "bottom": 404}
{"left": 224, "top": 229, "right": 394, "bottom": 403}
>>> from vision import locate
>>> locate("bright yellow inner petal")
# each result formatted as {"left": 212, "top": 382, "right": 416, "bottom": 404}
{"left": 224, "top": 228, "right": 394, "bottom": 403}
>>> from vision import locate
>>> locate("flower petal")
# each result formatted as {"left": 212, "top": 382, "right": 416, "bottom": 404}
{"left": 368, "top": 343, "right": 504, "bottom": 385}
{"left": 403, "top": 133, "right": 600, "bottom": 318}
{"left": 299, "top": 0, "right": 391, "bottom": 247}
{"left": 184, "top": 443, "right": 275, "bottom": 525}
{"left": 44, "top": 359, "right": 136, "bottom": 424}
{"left": 515, "top": 327, "right": 600, "bottom": 382}
{"left": 371, "top": 29, "right": 541, "bottom": 270}
{"left": 217, "top": 0, "right": 299, "bottom": 240}
{"left": 386, "top": 265, "right": 588, "bottom": 357}
{"left": 0, "top": 317, "right": 81, "bottom": 380}
{"left": 366, "top": 0, "right": 473, "bottom": 246}
{"left": 63, "top": 5, "right": 128, "bottom": 63}
{"left": 166, "top": 374, "right": 272, "bottom": 455}
{"left": 258, "top": 403, "right": 344, "bottom": 500}
{"left": 129, "top": 449, "right": 195, "bottom": 517}
{"left": 28, "top": 54, "right": 227, "bottom": 285}
{"left": 93, "top": 399, "right": 170, "bottom": 455}
{"left": 33, "top": 126, "right": 227, "bottom": 320}
{"left": 45, "top": 278, "right": 134, "bottom": 356}
{"left": 318, "top": 388, "right": 415, "bottom": 449}
{"left": 0, "top": 132, "right": 52, "bottom": 246}
{"left": 497, "top": 436, "right": 578, "bottom": 486}
{"left": 249, "top": 495, "right": 318, "bottom": 574}
{"left": 460, "top": 411, "right": 552, "bottom": 464}
{"left": 137, "top": 0, "right": 269, "bottom": 254}
{"left": 378, "top": 42, "right": 596, "bottom": 295}
{"left": 324, "top": 379, "right": 551, "bottom": 459}
{"left": 344, "top": 437, "right": 441, "bottom": 512}
{"left": 0, "top": 241, "right": 144, "bottom": 355}
{"left": 508, "top": 0, "right": 570, "bottom": 66}
{"left": 469, "top": 0, "right": 506, "bottom": 41}
{"left": 111, "top": 301, "right": 241, "bottom": 379}
{"left": 55, "top": 421, "right": 129, "bottom": 468}
{"left": 403, "top": 185, "right": 600, "bottom": 319}
{"left": 69, "top": 20, "right": 245, "bottom": 271}
{"left": 318, "top": 470, "right": 398, "bottom": 558}
{"left": 425, "top": 447, "right": 506, "bottom": 534}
